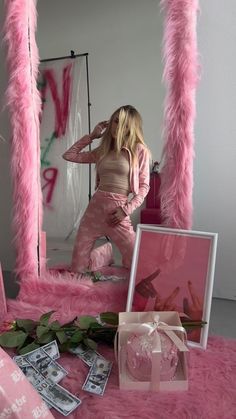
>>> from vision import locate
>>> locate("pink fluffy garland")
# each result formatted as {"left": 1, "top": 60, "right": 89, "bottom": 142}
{"left": 160, "top": 0, "right": 200, "bottom": 229}
{"left": 3, "top": 0, "right": 42, "bottom": 277}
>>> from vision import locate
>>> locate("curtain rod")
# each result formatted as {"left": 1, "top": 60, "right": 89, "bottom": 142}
{"left": 40, "top": 50, "right": 88, "bottom": 63}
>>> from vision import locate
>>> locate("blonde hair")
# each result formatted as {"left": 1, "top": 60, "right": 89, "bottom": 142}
{"left": 97, "top": 105, "right": 148, "bottom": 165}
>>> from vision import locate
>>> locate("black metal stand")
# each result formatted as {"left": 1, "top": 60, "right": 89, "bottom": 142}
{"left": 40, "top": 50, "right": 87, "bottom": 63}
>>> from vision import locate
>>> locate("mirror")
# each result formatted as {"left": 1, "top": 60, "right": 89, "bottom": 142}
{"left": 36, "top": 0, "right": 165, "bottom": 271}
{"left": 3, "top": 0, "right": 199, "bottom": 286}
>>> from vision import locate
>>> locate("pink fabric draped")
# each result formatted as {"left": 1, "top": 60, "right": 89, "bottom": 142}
{"left": 160, "top": 0, "right": 200, "bottom": 229}
{"left": 3, "top": 0, "right": 42, "bottom": 277}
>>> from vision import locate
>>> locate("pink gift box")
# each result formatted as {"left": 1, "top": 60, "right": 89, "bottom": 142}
{"left": 116, "top": 311, "right": 188, "bottom": 391}
{"left": 146, "top": 172, "right": 161, "bottom": 209}
{"left": 0, "top": 347, "right": 54, "bottom": 418}
{"left": 140, "top": 208, "right": 162, "bottom": 224}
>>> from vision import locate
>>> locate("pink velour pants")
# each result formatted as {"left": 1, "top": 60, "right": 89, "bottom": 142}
{"left": 71, "top": 190, "right": 136, "bottom": 273}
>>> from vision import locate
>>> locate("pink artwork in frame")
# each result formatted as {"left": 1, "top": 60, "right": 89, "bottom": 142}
{"left": 126, "top": 225, "right": 218, "bottom": 349}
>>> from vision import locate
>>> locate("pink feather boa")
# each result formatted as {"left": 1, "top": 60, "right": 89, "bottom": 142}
{"left": 160, "top": 0, "right": 200, "bottom": 229}
{"left": 3, "top": 0, "right": 42, "bottom": 277}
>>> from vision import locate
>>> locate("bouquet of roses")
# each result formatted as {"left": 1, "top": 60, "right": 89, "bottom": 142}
{"left": 0, "top": 311, "right": 118, "bottom": 355}
{"left": 0, "top": 310, "right": 206, "bottom": 355}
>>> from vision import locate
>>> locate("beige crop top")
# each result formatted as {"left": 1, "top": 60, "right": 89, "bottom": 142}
{"left": 97, "top": 150, "right": 131, "bottom": 195}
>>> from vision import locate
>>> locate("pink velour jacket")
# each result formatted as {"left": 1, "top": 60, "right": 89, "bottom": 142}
{"left": 63, "top": 135, "right": 150, "bottom": 215}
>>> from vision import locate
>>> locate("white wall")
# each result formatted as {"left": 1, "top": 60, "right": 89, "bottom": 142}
{"left": 0, "top": 0, "right": 236, "bottom": 300}
{"left": 194, "top": 0, "right": 236, "bottom": 299}
{"left": 0, "top": 1, "right": 15, "bottom": 270}
{"left": 36, "top": 0, "right": 165, "bottom": 229}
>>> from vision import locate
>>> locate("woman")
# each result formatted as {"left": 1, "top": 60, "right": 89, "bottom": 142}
{"left": 63, "top": 105, "right": 150, "bottom": 273}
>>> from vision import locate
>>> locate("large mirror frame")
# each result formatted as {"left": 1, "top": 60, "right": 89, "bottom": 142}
{"left": 3, "top": 0, "right": 199, "bottom": 299}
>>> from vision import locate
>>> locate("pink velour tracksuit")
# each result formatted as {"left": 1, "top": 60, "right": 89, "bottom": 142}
{"left": 63, "top": 135, "right": 150, "bottom": 273}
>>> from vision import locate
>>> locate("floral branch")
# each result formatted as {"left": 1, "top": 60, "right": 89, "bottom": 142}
{"left": 0, "top": 311, "right": 206, "bottom": 354}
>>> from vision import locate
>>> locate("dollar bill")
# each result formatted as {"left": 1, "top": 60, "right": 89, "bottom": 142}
{"left": 13, "top": 354, "right": 29, "bottom": 368}
{"left": 26, "top": 348, "right": 67, "bottom": 383}
{"left": 13, "top": 342, "right": 81, "bottom": 415}
{"left": 18, "top": 361, "right": 45, "bottom": 387}
{"left": 25, "top": 347, "right": 55, "bottom": 371}
{"left": 82, "top": 356, "right": 112, "bottom": 396}
{"left": 41, "top": 360, "right": 68, "bottom": 384}
{"left": 43, "top": 340, "right": 60, "bottom": 360}
{"left": 36, "top": 381, "right": 82, "bottom": 416}
{"left": 14, "top": 341, "right": 59, "bottom": 364}
{"left": 99, "top": 274, "right": 127, "bottom": 282}
{"left": 69, "top": 344, "right": 104, "bottom": 367}
{"left": 14, "top": 346, "right": 67, "bottom": 385}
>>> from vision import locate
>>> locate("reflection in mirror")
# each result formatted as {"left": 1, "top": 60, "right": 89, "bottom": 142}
{"left": 37, "top": 0, "right": 165, "bottom": 273}
{"left": 39, "top": 54, "right": 89, "bottom": 260}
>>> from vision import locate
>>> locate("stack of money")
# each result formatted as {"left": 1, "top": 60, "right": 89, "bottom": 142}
{"left": 69, "top": 345, "right": 113, "bottom": 396}
{"left": 14, "top": 341, "right": 82, "bottom": 416}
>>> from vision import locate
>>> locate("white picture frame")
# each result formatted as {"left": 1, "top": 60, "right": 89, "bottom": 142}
{"left": 126, "top": 225, "right": 218, "bottom": 349}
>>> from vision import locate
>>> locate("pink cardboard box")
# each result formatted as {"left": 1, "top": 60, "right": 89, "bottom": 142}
{"left": 146, "top": 172, "right": 161, "bottom": 209}
{"left": 117, "top": 311, "right": 188, "bottom": 391}
{"left": 140, "top": 208, "right": 162, "bottom": 225}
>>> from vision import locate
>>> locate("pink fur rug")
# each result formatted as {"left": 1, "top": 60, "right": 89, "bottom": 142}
{"left": 4, "top": 281, "right": 236, "bottom": 419}
{"left": 16, "top": 268, "right": 130, "bottom": 317}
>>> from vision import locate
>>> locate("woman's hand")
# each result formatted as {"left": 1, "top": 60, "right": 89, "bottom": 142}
{"left": 135, "top": 279, "right": 157, "bottom": 299}
{"left": 108, "top": 207, "right": 127, "bottom": 226}
{"left": 154, "top": 286, "right": 180, "bottom": 311}
{"left": 90, "top": 121, "right": 109, "bottom": 140}
{"left": 182, "top": 281, "right": 203, "bottom": 342}
{"left": 135, "top": 268, "right": 161, "bottom": 298}
{"left": 183, "top": 281, "right": 202, "bottom": 321}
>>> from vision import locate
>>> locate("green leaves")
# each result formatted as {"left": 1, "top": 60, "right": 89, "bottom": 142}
{"left": 0, "top": 309, "right": 208, "bottom": 357}
{"left": 70, "top": 331, "right": 83, "bottom": 344}
{"left": 19, "top": 342, "right": 40, "bottom": 355}
{"left": 0, "top": 310, "right": 119, "bottom": 354}
{"left": 36, "top": 325, "right": 49, "bottom": 339}
{"left": 16, "top": 319, "right": 37, "bottom": 332}
{"left": 56, "top": 331, "right": 68, "bottom": 344}
{"left": 83, "top": 338, "right": 97, "bottom": 350}
{"left": 50, "top": 321, "right": 61, "bottom": 331}
{"left": 181, "top": 321, "right": 207, "bottom": 329}
{"left": 100, "top": 312, "right": 119, "bottom": 325}
{"left": 85, "top": 271, "right": 102, "bottom": 283}
{"left": 39, "top": 311, "right": 55, "bottom": 326}
{"left": 77, "top": 316, "right": 98, "bottom": 330}
{"left": 37, "top": 331, "right": 55, "bottom": 344}
{"left": 0, "top": 330, "right": 28, "bottom": 348}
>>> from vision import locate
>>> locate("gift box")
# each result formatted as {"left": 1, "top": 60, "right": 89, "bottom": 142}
{"left": 140, "top": 208, "right": 162, "bottom": 225}
{"left": 116, "top": 311, "right": 188, "bottom": 391}
{"left": 146, "top": 172, "right": 161, "bottom": 209}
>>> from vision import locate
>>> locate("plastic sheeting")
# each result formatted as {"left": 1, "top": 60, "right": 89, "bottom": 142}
{"left": 39, "top": 56, "right": 90, "bottom": 240}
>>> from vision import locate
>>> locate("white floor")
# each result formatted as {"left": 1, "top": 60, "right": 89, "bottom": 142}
{"left": 209, "top": 298, "right": 236, "bottom": 339}
{"left": 46, "top": 237, "right": 121, "bottom": 267}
